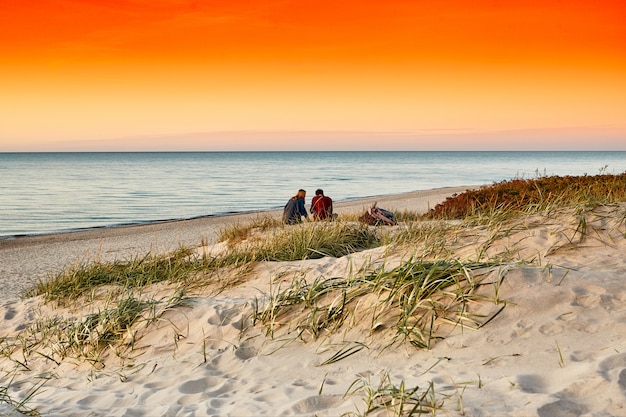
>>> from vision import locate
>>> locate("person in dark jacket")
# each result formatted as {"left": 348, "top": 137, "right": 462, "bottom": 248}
{"left": 283, "top": 189, "right": 308, "bottom": 224}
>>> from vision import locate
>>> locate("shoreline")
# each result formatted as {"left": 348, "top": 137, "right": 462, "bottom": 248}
{"left": 0, "top": 186, "right": 467, "bottom": 244}
{"left": 0, "top": 186, "right": 473, "bottom": 300}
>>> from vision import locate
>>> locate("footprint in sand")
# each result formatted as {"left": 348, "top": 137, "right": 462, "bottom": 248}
{"left": 573, "top": 293, "right": 602, "bottom": 308}
{"left": 571, "top": 285, "right": 605, "bottom": 308}
{"left": 291, "top": 379, "right": 311, "bottom": 387}
{"left": 510, "top": 319, "right": 534, "bottom": 338}
{"left": 539, "top": 321, "right": 563, "bottom": 336}
{"left": 3, "top": 305, "right": 16, "bottom": 320}
{"left": 75, "top": 394, "right": 104, "bottom": 407}
{"left": 517, "top": 374, "right": 547, "bottom": 394}
{"left": 234, "top": 345, "right": 258, "bottom": 360}
{"left": 206, "top": 304, "right": 243, "bottom": 325}
{"left": 178, "top": 376, "right": 227, "bottom": 394}
{"left": 537, "top": 398, "right": 589, "bottom": 417}
{"left": 178, "top": 377, "right": 211, "bottom": 394}
{"left": 537, "top": 352, "right": 626, "bottom": 417}
{"left": 598, "top": 353, "right": 626, "bottom": 386}
{"left": 570, "top": 350, "right": 599, "bottom": 363}
{"left": 288, "top": 395, "right": 346, "bottom": 414}
{"left": 144, "top": 380, "right": 173, "bottom": 390}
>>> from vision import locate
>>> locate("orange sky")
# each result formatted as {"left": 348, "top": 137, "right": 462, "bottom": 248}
{"left": 1, "top": 0, "right": 625, "bottom": 151}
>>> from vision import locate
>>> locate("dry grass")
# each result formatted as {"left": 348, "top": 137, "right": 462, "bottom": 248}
{"left": 252, "top": 258, "right": 506, "bottom": 351}
{"left": 424, "top": 173, "right": 626, "bottom": 219}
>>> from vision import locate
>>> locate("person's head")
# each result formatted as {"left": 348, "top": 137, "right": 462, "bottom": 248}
{"left": 315, "top": 189, "right": 324, "bottom": 196}
{"left": 296, "top": 189, "right": 306, "bottom": 199}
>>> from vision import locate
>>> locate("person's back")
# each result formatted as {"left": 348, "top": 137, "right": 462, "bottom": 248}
{"left": 311, "top": 189, "right": 333, "bottom": 220}
{"left": 283, "top": 189, "right": 308, "bottom": 224}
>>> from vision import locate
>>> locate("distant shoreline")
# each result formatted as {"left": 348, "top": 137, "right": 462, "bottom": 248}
{"left": 4, "top": 151, "right": 623, "bottom": 239}
{"left": 0, "top": 186, "right": 473, "bottom": 300}
{"left": 0, "top": 186, "right": 470, "bottom": 246}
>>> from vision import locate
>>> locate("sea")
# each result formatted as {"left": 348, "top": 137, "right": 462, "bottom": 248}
{"left": 1, "top": 151, "right": 625, "bottom": 239}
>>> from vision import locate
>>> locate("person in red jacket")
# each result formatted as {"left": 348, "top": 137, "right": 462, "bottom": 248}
{"left": 310, "top": 189, "right": 334, "bottom": 221}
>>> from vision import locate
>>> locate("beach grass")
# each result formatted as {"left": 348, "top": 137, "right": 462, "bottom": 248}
{"left": 252, "top": 257, "right": 505, "bottom": 350}
{"left": 28, "top": 222, "right": 381, "bottom": 304}
{"left": 0, "top": 366, "right": 52, "bottom": 417}
{"left": 220, "top": 221, "right": 381, "bottom": 262}
{"left": 216, "top": 215, "right": 282, "bottom": 244}
{"left": 424, "top": 172, "right": 626, "bottom": 220}
{"left": 1, "top": 290, "right": 191, "bottom": 372}
{"left": 344, "top": 370, "right": 442, "bottom": 416}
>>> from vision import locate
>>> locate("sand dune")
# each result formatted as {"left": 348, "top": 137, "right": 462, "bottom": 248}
{"left": 2, "top": 189, "right": 626, "bottom": 417}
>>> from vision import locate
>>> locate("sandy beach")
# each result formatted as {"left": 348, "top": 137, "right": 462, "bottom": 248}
{"left": 2, "top": 185, "right": 626, "bottom": 417}
{"left": 0, "top": 187, "right": 464, "bottom": 301}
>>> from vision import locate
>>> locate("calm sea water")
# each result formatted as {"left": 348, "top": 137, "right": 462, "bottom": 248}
{"left": 1, "top": 151, "right": 625, "bottom": 238}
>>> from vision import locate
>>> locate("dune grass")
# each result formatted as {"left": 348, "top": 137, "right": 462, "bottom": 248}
{"left": 252, "top": 258, "right": 505, "bottom": 350}
{"left": 344, "top": 370, "right": 442, "bottom": 416}
{"left": 26, "top": 247, "right": 200, "bottom": 303}
{"left": 217, "top": 215, "right": 283, "bottom": 244}
{"left": 2, "top": 290, "right": 190, "bottom": 373}
{"left": 223, "top": 221, "right": 381, "bottom": 262}
{"left": 0, "top": 368, "right": 51, "bottom": 417}
{"left": 425, "top": 172, "right": 626, "bottom": 219}
{"left": 28, "top": 222, "right": 381, "bottom": 304}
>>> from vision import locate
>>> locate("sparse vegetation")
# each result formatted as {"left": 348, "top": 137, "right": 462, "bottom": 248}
{"left": 0, "top": 368, "right": 52, "bottom": 416}
{"left": 344, "top": 370, "right": 442, "bottom": 416}
{"left": 27, "top": 247, "right": 199, "bottom": 303}
{"left": 217, "top": 215, "right": 282, "bottom": 244}
{"left": 251, "top": 259, "right": 505, "bottom": 350}
{"left": 28, "top": 223, "right": 381, "bottom": 304}
{"left": 424, "top": 173, "right": 626, "bottom": 219}
{"left": 222, "top": 221, "right": 381, "bottom": 262}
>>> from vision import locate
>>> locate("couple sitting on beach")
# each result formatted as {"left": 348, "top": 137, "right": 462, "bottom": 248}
{"left": 283, "top": 188, "right": 335, "bottom": 224}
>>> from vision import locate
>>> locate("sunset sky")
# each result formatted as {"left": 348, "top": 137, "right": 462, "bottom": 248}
{"left": 1, "top": 0, "right": 625, "bottom": 151}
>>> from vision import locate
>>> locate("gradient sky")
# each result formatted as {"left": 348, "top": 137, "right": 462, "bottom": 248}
{"left": 1, "top": 0, "right": 625, "bottom": 151}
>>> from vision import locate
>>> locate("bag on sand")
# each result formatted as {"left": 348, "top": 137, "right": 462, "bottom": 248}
{"left": 359, "top": 203, "right": 397, "bottom": 226}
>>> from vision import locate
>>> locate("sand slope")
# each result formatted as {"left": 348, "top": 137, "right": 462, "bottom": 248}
{"left": 2, "top": 197, "right": 626, "bottom": 417}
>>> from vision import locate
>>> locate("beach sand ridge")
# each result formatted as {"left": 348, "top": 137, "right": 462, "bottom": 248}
{"left": 2, "top": 190, "right": 626, "bottom": 416}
